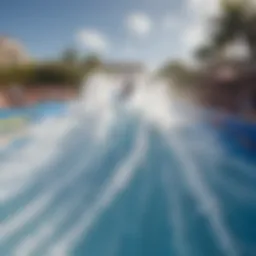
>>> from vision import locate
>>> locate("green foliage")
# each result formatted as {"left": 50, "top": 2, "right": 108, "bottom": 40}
{"left": 81, "top": 55, "right": 101, "bottom": 72}
{"left": 158, "top": 60, "right": 202, "bottom": 86}
{"left": 60, "top": 48, "right": 101, "bottom": 70}
{"left": 61, "top": 48, "right": 79, "bottom": 65}
{"left": 214, "top": 1, "right": 245, "bottom": 47}
{"left": 0, "top": 64, "right": 85, "bottom": 88}
{"left": 29, "top": 64, "right": 82, "bottom": 85}
{"left": 0, "top": 66, "right": 30, "bottom": 85}
{"left": 200, "top": 0, "right": 256, "bottom": 61}
{"left": 0, "top": 47, "right": 102, "bottom": 89}
{"left": 195, "top": 45, "right": 215, "bottom": 62}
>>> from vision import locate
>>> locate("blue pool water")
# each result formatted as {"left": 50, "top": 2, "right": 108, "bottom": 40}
{"left": 1, "top": 98, "right": 256, "bottom": 256}
{"left": 0, "top": 101, "right": 68, "bottom": 121}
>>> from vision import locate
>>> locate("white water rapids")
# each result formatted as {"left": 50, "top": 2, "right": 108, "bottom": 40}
{"left": 1, "top": 73, "right": 256, "bottom": 256}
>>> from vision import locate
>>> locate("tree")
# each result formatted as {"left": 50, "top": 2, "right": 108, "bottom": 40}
{"left": 82, "top": 54, "right": 101, "bottom": 72}
{"left": 61, "top": 48, "right": 78, "bottom": 65}
{"left": 211, "top": 0, "right": 256, "bottom": 60}
{"left": 158, "top": 60, "right": 202, "bottom": 87}
{"left": 195, "top": 44, "right": 215, "bottom": 62}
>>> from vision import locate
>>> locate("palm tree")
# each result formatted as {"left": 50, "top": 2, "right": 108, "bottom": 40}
{"left": 195, "top": 44, "right": 215, "bottom": 62}
{"left": 195, "top": 0, "right": 256, "bottom": 62}
{"left": 212, "top": 0, "right": 256, "bottom": 60}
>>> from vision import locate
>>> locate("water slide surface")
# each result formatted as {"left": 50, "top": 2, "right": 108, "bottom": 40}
{"left": 1, "top": 75, "right": 256, "bottom": 256}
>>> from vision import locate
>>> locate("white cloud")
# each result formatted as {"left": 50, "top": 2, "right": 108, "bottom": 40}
{"left": 182, "top": 23, "right": 206, "bottom": 50}
{"left": 188, "top": 0, "right": 221, "bottom": 19}
{"left": 126, "top": 13, "right": 152, "bottom": 37}
{"left": 180, "top": 0, "right": 221, "bottom": 55}
{"left": 76, "top": 29, "right": 108, "bottom": 52}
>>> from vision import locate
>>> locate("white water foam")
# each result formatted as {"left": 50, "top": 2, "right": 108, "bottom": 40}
{"left": 47, "top": 124, "right": 148, "bottom": 256}
{"left": 1, "top": 72, "right": 251, "bottom": 256}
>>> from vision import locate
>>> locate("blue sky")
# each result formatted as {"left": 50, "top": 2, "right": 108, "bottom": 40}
{"left": 0, "top": 0, "right": 221, "bottom": 67}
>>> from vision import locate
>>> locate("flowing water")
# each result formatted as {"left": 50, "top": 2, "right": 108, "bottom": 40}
{"left": 1, "top": 74, "right": 256, "bottom": 256}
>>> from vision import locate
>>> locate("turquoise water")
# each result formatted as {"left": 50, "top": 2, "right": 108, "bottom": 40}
{"left": 1, "top": 101, "right": 256, "bottom": 256}
{"left": 0, "top": 101, "right": 68, "bottom": 120}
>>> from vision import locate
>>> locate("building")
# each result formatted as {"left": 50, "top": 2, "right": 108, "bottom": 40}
{"left": 200, "top": 61, "right": 256, "bottom": 115}
{"left": 0, "top": 36, "right": 30, "bottom": 66}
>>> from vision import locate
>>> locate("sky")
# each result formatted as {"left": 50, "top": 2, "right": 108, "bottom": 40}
{"left": 0, "top": 0, "right": 222, "bottom": 67}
